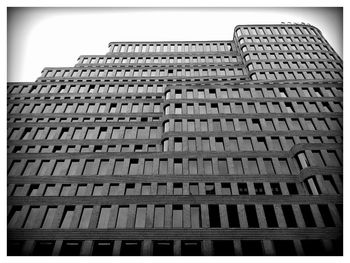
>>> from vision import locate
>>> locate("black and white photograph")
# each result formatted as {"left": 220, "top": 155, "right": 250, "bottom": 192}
{"left": 2, "top": 2, "right": 346, "bottom": 261}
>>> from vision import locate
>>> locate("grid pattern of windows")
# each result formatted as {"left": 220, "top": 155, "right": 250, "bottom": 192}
{"left": 235, "top": 25, "right": 342, "bottom": 81}
{"left": 7, "top": 23, "right": 342, "bottom": 256}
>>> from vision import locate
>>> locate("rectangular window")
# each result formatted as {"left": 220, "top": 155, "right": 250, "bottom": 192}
{"left": 159, "top": 159, "right": 168, "bottom": 174}
{"left": 221, "top": 183, "right": 231, "bottom": 195}
{"left": 174, "top": 159, "right": 183, "bottom": 175}
{"left": 245, "top": 205, "right": 259, "bottom": 228}
{"left": 189, "top": 183, "right": 199, "bottom": 195}
{"left": 129, "top": 159, "right": 139, "bottom": 175}
{"left": 188, "top": 159, "right": 198, "bottom": 174}
{"left": 203, "top": 159, "right": 213, "bottom": 175}
{"left": 60, "top": 206, "right": 75, "bottom": 229}
{"left": 318, "top": 204, "right": 335, "bottom": 227}
{"left": 247, "top": 159, "right": 259, "bottom": 174}
{"left": 135, "top": 206, "right": 147, "bottom": 228}
{"left": 263, "top": 205, "right": 278, "bottom": 227}
{"left": 300, "top": 205, "right": 316, "bottom": 227}
{"left": 208, "top": 205, "right": 221, "bottom": 228}
{"left": 116, "top": 206, "right": 129, "bottom": 228}
{"left": 172, "top": 205, "right": 183, "bottom": 228}
{"left": 218, "top": 159, "right": 229, "bottom": 175}
{"left": 23, "top": 206, "right": 41, "bottom": 228}
{"left": 232, "top": 159, "right": 243, "bottom": 174}
{"left": 154, "top": 205, "right": 165, "bottom": 228}
{"left": 60, "top": 241, "right": 82, "bottom": 256}
{"left": 78, "top": 206, "right": 93, "bottom": 229}
{"left": 143, "top": 159, "right": 153, "bottom": 175}
{"left": 227, "top": 205, "right": 240, "bottom": 228}
{"left": 281, "top": 205, "right": 297, "bottom": 227}
{"left": 97, "top": 206, "right": 111, "bottom": 229}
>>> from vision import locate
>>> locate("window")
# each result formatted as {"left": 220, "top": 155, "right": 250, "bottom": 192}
{"left": 174, "top": 138, "right": 182, "bottom": 151}
{"left": 232, "top": 159, "right": 243, "bottom": 174}
{"left": 264, "top": 159, "right": 275, "bottom": 174}
{"left": 238, "top": 183, "right": 248, "bottom": 195}
{"left": 245, "top": 205, "right": 260, "bottom": 228}
{"left": 120, "top": 241, "right": 141, "bottom": 256}
{"left": 175, "top": 104, "right": 182, "bottom": 114}
{"left": 263, "top": 205, "right": 278, "bottom": 227}
{"left": 129, "top": 159, "right": 139, "bottom": 175}
{"left": 189, "top": 183, "right": 199, "bottom": 195}
{"left": 154, "top": 205, "right": 165, "bottom": 228}
{"left": 208, "top": 205, "right": 221, "bottom": 228}
{"left": 247, "top": 159, "right": 259, "bottom": 174}
{"left": 78, "top": 206, "right": 93, "bottom": 229}
{"left": 173, "top": 183, "right": 183, "bottom": 195}
{"left": 300, "top": 205, "right": 316, "bottom": 227}
{"left": 60, "top": 241, "right": 82, "bottom": 256}
{"left": 241, "top": 240, "right": 263, "bottom": 255}
{"left": 213, "top": 241, "right": 235, "bottom": 256}
{"left": 181, "top": 241, "right": 201, "bottom": 256}
{"left": 281, "top": 205, "right": 297, "bottom": 227}
{"left": 60, "top": 206, "right": 75, "bottom": 229}
{"left": 205, "top": 183, "right": 215, "bottom": 195}
{"left": 153, "top": 241, "right": 174, "bottom": 256}
{"left": 318, "top": 204, "right": 335, "bottom": 227}
{"left": 273, "top": 240, "right": 297, "bottom": 256}
{"left": 221, "top": 183, "right": 231, "bottom": 195}
{"left": 287, "top": 183, "right": 298, "bottom": 195}
{"left": 97, "top": 206, "right": 111, "bottom": 229}
{"left": 203, "top": 159, "right": 213, "bottom": 175}
{"left": 174, "top": 159, "right": 182, "bottom": 175}
{"left": 218, "top": 159, "right": 228, "bottom": 175}
{"left": 33, "top": 241, "right": 55, "bottom": 256}
{"left": 301, "top": 240, "right": 324, "bottom": 256}
{"left": 135, "top": 206, "right": 147, "bottom": 228}
{"left": 116, "top": 206, "right": 129, "bottom": 228}
{"left": 172, "top": 205, "right": 183, "bottom": 228}
{"left": 190, "top": 205, "right": 201, "bottom": 228}
{"left": 23, "top": 206, "right": 41, "bottom": 228}
{"left": 92, "top": 241, "right": 114, "bottom": 256}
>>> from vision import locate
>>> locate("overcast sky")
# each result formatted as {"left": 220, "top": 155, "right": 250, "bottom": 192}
{"left": 7, "top": 7, "right": 343, "bottom": 82}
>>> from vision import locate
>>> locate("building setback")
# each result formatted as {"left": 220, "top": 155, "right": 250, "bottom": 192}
{"left": 7, "top": 23, "right": 343, "bottom": 256}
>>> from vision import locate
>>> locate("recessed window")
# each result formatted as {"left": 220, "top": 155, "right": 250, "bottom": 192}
{"left": 120, "top": 241, "right": 141, "bottom": 256}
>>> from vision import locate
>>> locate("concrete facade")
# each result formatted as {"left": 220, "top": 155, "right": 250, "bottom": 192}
{"left": 7, "top": 23, "right": 342, "bottom": 256}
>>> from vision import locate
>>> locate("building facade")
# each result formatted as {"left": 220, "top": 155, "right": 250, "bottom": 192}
{"left": 7, "top": 23, "right": 343, "bottom": 256}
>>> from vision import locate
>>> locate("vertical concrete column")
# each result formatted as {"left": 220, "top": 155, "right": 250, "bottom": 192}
{"left": 293, "top": 240, "right": 304, "bottom": 256}
{"left": 70, "top": 205, "right": 83, "bottom": 228}
{"left": 142, "top": 240, "right": 152, "bottom": 256}
{"left": 202, "top": 240, "right": 212, "bottom": 256}
{"left": 237, "top": 204, "right": 248, "bottom": 228}
{"left": 81, "top": 240, "right": 93, "bottom": 256}
{"left": 146, "top": 204, "right": 154, "bottom": 228}
{"left": 292, "top": 204, "right": 306, "bottom": 228}
{"left": 201, "top": 204, "right": 210, "bottom": 228}
{"left": 112, "top": 240, "right": 122, "bottom": 256}
{"left": 108, "top": 205, "right": 119, "bottom": 228}
{"left": 183, "top": 204, "right": 191, "bottom": 228}
{"left": 274, "top": 204, "right": 287, "bottom": 228}
{"left": 52, "top": 240, "right": 63, "bottom": 256}
{"left": 88, "top": 205, "right": 101, "bottom": 229}
{"left": 174, "top": 240, "right": 181, "bottom": 256}
{"left": 219, "top": 204, "right": 229, "bottom": 228}
{"left": 256, "top": 204, "right": 267, "bottom": 228}
{"left": 22, "top": 240, "right": 35, "bottom": 256}
{"left": 263, "top": 240, "right": 275, "bottom": 255}
{"left": 126, "top": 204, "right": 136, "bottom": 228}
{"left": 233, "top": 240, "right": 243, "bottom": 256}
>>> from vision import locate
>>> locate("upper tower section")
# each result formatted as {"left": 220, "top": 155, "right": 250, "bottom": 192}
{"left": 233, "top": 24, "right": 342, "bottom": 82}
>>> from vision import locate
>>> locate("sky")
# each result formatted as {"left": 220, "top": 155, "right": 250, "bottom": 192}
{"left": 7, "top": 7, "right": 343, "bottom": 82}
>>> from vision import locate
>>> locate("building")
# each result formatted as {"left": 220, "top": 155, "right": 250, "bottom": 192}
{"left": 7, "top": 23, "right": 343, "bottom": 256}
